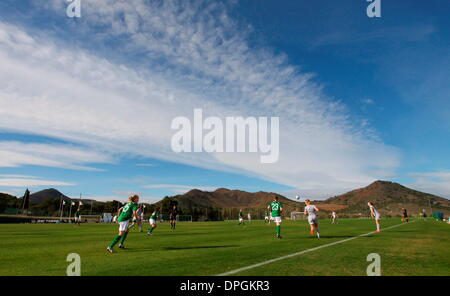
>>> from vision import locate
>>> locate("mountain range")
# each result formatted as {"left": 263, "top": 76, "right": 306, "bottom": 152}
{"left": 2, "top": 180, "right": 449, "bottom": 216}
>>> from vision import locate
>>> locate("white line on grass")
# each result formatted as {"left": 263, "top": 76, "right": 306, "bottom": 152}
{"left": 216, "top": 221, "right": 416, "bottom": 276}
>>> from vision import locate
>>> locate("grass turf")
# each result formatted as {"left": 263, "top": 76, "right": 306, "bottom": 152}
{"left": 0, "top": 218, "right": 448, "bottom": 276}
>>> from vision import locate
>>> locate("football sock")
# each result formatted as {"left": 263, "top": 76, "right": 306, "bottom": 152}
{"left": 276, "top": 225, "right": 281, "bottom": 236}
{"left": 119, "top": 232, "right": 128, "bottom": 244}
{"left": 149, "top": 227, "right": 155, "bottom": 233}
{"left": 109, "top": 235, "right": 122, "bottom": 248}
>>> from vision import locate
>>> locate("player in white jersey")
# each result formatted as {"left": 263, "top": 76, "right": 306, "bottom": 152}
{"left": 304, "top": 199, "right": 320, "bottom": 238}
{"left": 368, "top": 202, "right": 381, "bottom": 232}
{"left": 137, "top": 205, "right": 144, "bottom": 232}
{"left": 238, "top": 209, "right": 245, "bottom": 225}
{"left": 128, "top": 204, "right": 145, "bottom": 232}
{"left": 331, "top": 211, "right": 338, "bottom": 224}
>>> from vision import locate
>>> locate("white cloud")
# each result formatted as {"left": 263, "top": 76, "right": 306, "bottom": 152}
{"left": 0, "top": 1, "right": 400, "bottom": 198}
{"left": 0, "top": 141, "right": 112, "bottom": 171}
{"left": 408, "top": 171, "right": 450, "bottom": 198}
{"left": 0, "top": 174, "right": 74, "bottom": 187}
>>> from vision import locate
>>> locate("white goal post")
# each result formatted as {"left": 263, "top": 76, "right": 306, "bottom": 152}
{"left": 290, "top": 211, "right": 305, "bottom": 220}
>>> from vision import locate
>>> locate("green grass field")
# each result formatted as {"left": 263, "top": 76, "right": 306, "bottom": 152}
{"left": 0, "top": 218, "right": 449, "bottom": 276}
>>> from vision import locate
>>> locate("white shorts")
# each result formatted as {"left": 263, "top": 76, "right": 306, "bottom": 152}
{"left": 308, "top": 216, "right": 318, "bottom": 225}
{"left": 264, "top": 216, "right": 269, "bottom": 220}
{"left": 149, "top": 219, "right": 157, "bottom": 225}
{"left": 239, "top": 218, "right": 244, "bottom": 222}
{"left": 119, "top": 220, "right": 129, "bottom": 232}
{"left": 375, "top": 214, "right": 381, "bottom": 220}
{"left": 272, "top": 216, "right": 282, "bottom": 223}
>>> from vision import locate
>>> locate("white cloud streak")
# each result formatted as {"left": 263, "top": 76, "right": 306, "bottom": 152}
{"left": 0, "top": 0, "right": 400, "bottom": 198}
{"left": 408, "top": 171, "right": 450, "bottom": 198}
{"left": 0, "top": 141, "right": 112, "bottom": 171}
{"left": 0, "top": 174, "right": 74, "bottom": 187}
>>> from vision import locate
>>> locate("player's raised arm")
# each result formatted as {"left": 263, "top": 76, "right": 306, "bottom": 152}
{"left": 314, "top": 206, "right": 319, "bottom": 212}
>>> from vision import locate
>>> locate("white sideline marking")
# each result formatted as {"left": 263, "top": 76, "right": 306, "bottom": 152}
{"left": 216, "top": 221, "right": 415, "bottom": 276}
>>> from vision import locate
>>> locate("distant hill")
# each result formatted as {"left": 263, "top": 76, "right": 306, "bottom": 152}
{"left": 1, "top": 181, "right": 449, "bottom": 219}
{"left": 155, "top": 188, "right": 304, "bottom": 213}
{"left": 27, "top": 188, "right": 71, "bottom": 204}
{"left": 319, "top": 180, "right": 450, "bottom": 216}
{"left": 0, "top": 193, "right": 20, "bottom": 213}
{"left": 0, "top": 192, "right": 17, "bottom": 200}
{"left": 17, "top": 188, "right": 95, "bottom": 204}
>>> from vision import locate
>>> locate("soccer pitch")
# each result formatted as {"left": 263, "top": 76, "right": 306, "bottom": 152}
{"left": 1, "top": 218, "right": 449, "bottom": 276}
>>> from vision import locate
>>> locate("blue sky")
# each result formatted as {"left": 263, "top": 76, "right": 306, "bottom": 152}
{"left": 0, "top": 0, "right": 449, "bottom": 202}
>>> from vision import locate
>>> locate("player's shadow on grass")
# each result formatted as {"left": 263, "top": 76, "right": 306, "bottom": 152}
{"left": 163, "top": 245, "right": 239, "bottom": 250}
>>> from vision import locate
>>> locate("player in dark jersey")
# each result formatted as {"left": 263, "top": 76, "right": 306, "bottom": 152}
{"left": 74, "top": 208, "right": 81, "bottom": 226}
{"left": 169, "top": 205, "right": 179, "bottom": 230}
{"left": 401, "top": 208, "right": 409, "bottom": 223}
{"left": 238, "top": 209, "right": 245, "bottom": 225}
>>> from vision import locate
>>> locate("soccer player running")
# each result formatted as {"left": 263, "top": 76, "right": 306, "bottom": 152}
{"left": 401, "top": 208, "right": 409, "bottom": 223}
{"left": 268, "top": 196, "right": 283, "bottom": 239}
{"left": 264, "top": 210, "right": 270, "bottom": 224}
{"left": 331, "top": 211, "right": 338, "bottom": 224}
{"left": 238, "top": 209, "right": 245, "bottom": 225}
{"left": 147, "top": 207, "right": 161, "bottom": 235}
{"left": 107, "top": 195, "right": 139, "bottom": 253}
{"left": 368, "top": 202, "right": 381, "bottom": 232}
{"left": 304, "top": 199, "right": 320, "bottom": 238}
{"left": 169, "top": 205, "right": 179, "bottom": 230}
{"left": 73, "top": 208, "right": 81, "bottom": 226}
{"left": 134, "top": 205, "right": 145, "bottom": 232}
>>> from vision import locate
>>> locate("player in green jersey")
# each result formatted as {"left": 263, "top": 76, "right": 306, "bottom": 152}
{"left": 73, "top": 208, "right": 81, "bottom": 226}
{"left": 107, "top": 195, "right": 139, "bottom": 253}
{"left": 147, "top": 207, "right": 161, "bottom": 235}
{"left": 264, "top": 211, "right": 270, "bottom": 224}
{"left": 238, "top": 209, "right": 245, "bottom": 225}
{"left": 268, "top": 196, "right": 283, "bottom": 238}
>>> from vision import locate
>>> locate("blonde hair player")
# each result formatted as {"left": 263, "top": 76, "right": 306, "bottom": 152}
{"left": 368, "top": 202, "right": 381, "bottom": 232}
{"left": 107, "top": 195, "right": 139, "bottom": 253}
{"left": 304, "top": 199, "right": 320, "bottom": 238}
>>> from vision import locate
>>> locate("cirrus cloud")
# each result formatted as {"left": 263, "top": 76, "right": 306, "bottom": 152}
{"left": 0, "top": 0, "right": 400, "bottom": 198}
